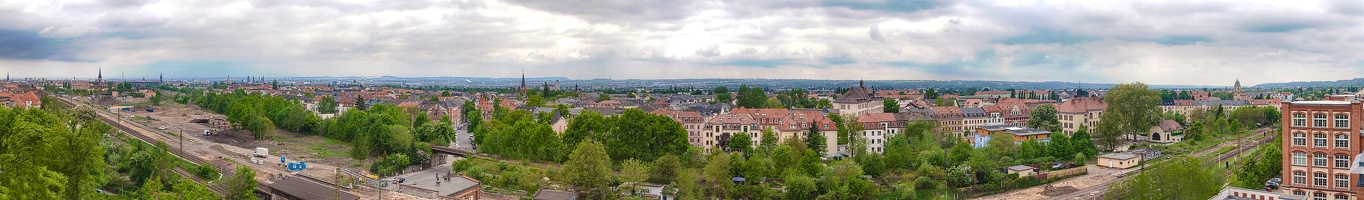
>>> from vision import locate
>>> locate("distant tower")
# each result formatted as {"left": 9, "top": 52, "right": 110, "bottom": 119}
{"left": 97, "top": 67, "right": 103, "bottom": 84}
{"left": 1233, "top": 78, "right": 1242, "bottom": 93}
{"left": 226, "top": 75, "right": 231, "bottom": 84}
{"left": 159, "top": 73, "right": 163, "bottom": 83}
{"left": 519, "top": 70, "right": 528, "bottom": 98}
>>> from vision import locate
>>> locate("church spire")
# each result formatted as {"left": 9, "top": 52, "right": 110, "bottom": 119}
{"left": 97, "top": 67, "right": 103, "bottom": 84}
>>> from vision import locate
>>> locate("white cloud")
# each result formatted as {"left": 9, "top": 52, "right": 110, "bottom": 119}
{"left": 0, "top": 0, "right": 1360, "bottom": 86}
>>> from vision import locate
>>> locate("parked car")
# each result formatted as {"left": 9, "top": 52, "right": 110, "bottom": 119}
{"left": 1052, "top": 162, "right": 1068, "bottom": 170}
{"left": 1266, "top": 177, "right": 1282, "bottom": 190}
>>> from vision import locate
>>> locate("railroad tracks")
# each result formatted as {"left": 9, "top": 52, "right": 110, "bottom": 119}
{"left": 54, "top": 97, "right": 236, "bottom": 195}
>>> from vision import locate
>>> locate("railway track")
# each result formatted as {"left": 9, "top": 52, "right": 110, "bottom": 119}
{"left": 54, "top": 97, "right": 235, "bottom": 195}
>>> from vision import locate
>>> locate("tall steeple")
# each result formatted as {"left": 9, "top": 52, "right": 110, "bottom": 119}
{"left": 159, "top": 73, "right": 163, "bottom": 83}
{"left": 97, "top": 67, "right": 103, "bottom": 84}
{"left": 1233, "top": 78, "right": 1242, "bottom": 93}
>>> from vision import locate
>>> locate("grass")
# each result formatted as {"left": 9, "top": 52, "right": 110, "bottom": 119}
{"left": 302, "top": 137, "right": 351, "bottom": 159}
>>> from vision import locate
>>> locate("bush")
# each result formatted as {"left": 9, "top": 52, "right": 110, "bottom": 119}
{"left": 915, "top": 176, "right": 937, "bottom": 189}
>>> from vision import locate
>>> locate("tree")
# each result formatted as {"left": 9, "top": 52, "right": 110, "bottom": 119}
{"left": 598, "top": 93, "right": 610, "bottom": 102}
{"left": 651, "top": 155, "right": 682, "bottom": 184}
{"left": 759, "top": 128, "right": 777, "bottom": 150}
{"left": 606, "top": 109, "right": 690, "bottom": 162}
{"left": 728, "top": 132, "right": 752, "bottom": 154}
{"left": 1107, "top": 156, "right": 1222, "bottom": 200}
{"left": 355, "top": 96, "right": 368, "bottom": 111}
{"left": 563, "top": 110, "right": 610, "bottom": 151}
{"left": 805, "top": 121, "right": 827, "bottom": 156}
{"left": 883, "top": 98, "right": 900, "bottom": 113}
{"left": 1072, "top": 126, "right": 1098, "bottom": 160}
{"left": 1028, "top": 104, "right": 1061, "bottom": 132}
{"left": 150, "top": 90, "right": 163, "bottom": 106}
{"left": 1048, "top": 132, "right": 1074, "bottom": 160}
{"left": 883, "top": 133, "right": 915, "bottom": 170}
{"left": 526, "top": 95, "right": 546, "bottom": 107}
{"left": 702, "top": 152, "right": 734, "bottom": 197}
{"left": 564, "top": 141, "right": 613, "bottom": 199}
{"left": 318, "top": 96, "right": 338, "bottom": 114}
{"left": 783, "top": 174, "right": 817, "bottom": 200}
{"left": 713, "top": 86, "right": 732, "bottom": 104}
{"left": 1101, "top": 83, "right": 1162, "bottom": 145}
{"left": 621, "top": 159, "right": 651, "bottom": 183}
{"left": 226, "top": 165, "right": 258, "bottom": 200}
{"left": 857, "top": 153, "right": 886, "bottom": 176}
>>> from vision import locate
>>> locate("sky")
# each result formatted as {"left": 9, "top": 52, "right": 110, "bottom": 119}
{"left": 1, "top": 0, "right": 1363, "bottom": 86}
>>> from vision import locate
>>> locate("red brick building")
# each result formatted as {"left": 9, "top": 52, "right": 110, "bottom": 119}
{"left": 1281, "top": 100, "right": 1362, "bottom": 200}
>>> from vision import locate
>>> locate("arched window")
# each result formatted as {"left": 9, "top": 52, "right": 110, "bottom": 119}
{"left": 1294, "top": 171, "right": 1307, "bottom": 185}
{"left": 1315, "top": 152, "right": 1328, "bottom": 167}
{"left": 1293, "top": 152, "right": 1307, "bottom": 166}
{"left": 1336, "top": 134, "right": 1349, "bottom": 148}
{"left": 1293, "top": 132, "right": 1306, "bottom": 146}
{"left": 1335, "top": 174, "right": 1349, "bottom": 188}
{"left": 1336, "top": 114, "right": 1350, "bottom": 129}
{"left": 1335, "top": 154, "right": 1351, "bottom": 169}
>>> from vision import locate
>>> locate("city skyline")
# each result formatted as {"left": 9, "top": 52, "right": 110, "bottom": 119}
{"left": 2, "top": 0, "right": 1363, "bottom": 85}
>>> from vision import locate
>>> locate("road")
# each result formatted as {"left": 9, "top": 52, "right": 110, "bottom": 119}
{"left": 455, "top": 126, "right": 474, "bottom": 151}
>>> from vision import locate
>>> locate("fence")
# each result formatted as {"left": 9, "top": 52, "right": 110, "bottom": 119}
{"left": 1041, "top": 166, "right": 1088, "bottom": 180}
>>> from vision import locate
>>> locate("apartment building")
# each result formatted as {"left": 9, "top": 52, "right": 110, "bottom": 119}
{"left": 652, "top": 110, "right": 707, "bottom": 147}
{"left": 1057, "top": 97, "right": 1107, "bottom": 135}
{"left": 781, "top": 109, "right": 840, "bottom": 156}
{"left": 858, "top": 113, "right": 901, "bottom": 154}
{"left": 1282, "top": 100, "right": 1362, "bottom": 200}
{"left": 703, "top": 112, "right": 760, "bottom": 153}
{"left": 833, "top": 80, "right": 883, "bottom": 116}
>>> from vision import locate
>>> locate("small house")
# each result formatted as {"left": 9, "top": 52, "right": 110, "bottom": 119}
{"left": 1006, "top": 165, "right": 1037, "bottom": 176}
{"left": 1148, "top": 120, "right": 1184, "bottom": 143}
{"left": 1097, "top": 153, "right": 1141, "bottom": 169}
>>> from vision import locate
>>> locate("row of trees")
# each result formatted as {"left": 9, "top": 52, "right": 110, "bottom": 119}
{"left": 188, "top": 90, "right": 323, "bottom": 139}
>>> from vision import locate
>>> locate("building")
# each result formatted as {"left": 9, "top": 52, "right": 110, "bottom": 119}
{"left": 1097, "top": 153, "right": 1140, "bottom": 169}
{"left": 1148, "top": 120, "right": 1184, "bottom": 143}
{"left": 1210, "top": 186, "right": 1306, "bottom": 200}
{"left": 858, "top": 113, "right": 900, "bottom": 154}
{"left": 533, "top": 188, "right": 579, "bottom": 200}
{"left": 781, "top": 109, "right": 839, "bottom": 156}
{"left": 1057, "top": 97, "right": 1107, "bottom": 135}
{"left": 652, "top": 110, "right": 706, "bottom": 147}
{"left": 1281, "top": 100, "right": 1362, "bottom": 199}
{"left": 1007, "top": 165, "right": 1038, "bottom": 176}
{"left": 703, "top": 112, "right": 760, "bottom": 153}
{"left": 833, "top": 80, "right": 882, "bottom": 116}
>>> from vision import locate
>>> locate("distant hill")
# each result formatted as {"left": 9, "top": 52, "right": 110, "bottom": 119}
{"left": 1255, "top": 78, "right": 1364, "bottom": 88}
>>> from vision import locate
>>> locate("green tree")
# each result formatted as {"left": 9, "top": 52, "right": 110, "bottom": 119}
{"left": 563, "top": 110, "right": 610, "bottom": 151}
{"left": 651, "top": 155, "right": 681, "bottom": 184}
{"left": 564, "top": 140, "right": 614, "bottom": 199}
{"left": 1048, "top": 132, "right": 1074, "bottom": 160}
{"left": 857, "top": 153, "right": 886, "bottom": 177}
{"left": 1028, "top": 104, "right": 1061, "bottom": 132}
{"left": 621, "top": 159, "right": 651, "bottom": 183}
{"left": 226, "top": 165, "right": 258, "bottom": 200}
{"left": 1098, "top": 82, "right": 1162, "bottom": 149}
{"left": 728, "top": 132, "right": 752, "bottom": 154}
{"left": 703, "top": 152, "right": 734, "bottom": 197}
{"left": 318, "top": 96, "right": 338, "bottom": 114}
{"left": 1107, "top": 156, "right": 1222, "bottom": 200}
{"left": 526, "top": 95, "right": 546, "bottom": 107}
{"left": 1072, "top": 126, "right": 1098, "bottom": 160}
{"left": 883, "top": 98, "right": 900, "bottom": 113}
{"left": 805, "top": 122, "right": 827, "bottom": 156}
{"left": 759, "top": 127, "right": 777, "bottom": 150}
{"left": 713, "top": 86, "right": 732, "bottom": 104}
{"left": 606, "top": 109, "right": 690, "bottom": 162}
{"left": 783, "top": 174, "right": 817, "bottom": 200}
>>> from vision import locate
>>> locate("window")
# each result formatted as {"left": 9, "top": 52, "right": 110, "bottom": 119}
{"left": 1338, "top": 135, "right": 1350, "bottom": 149}
{"left": 1294, "top": 190, "right": 1306, "bottom": 196}
{"left": 1316, "top": 134, "right": 1328, "bottom": 147}
{"left": 1337, "top": 154, "right": 1350, "bottom": 168}
{"left": 1294, "top": 171, "right": 1306, "bottom": 184}
{"left": 1294, "top": 133, "right": 1307, "bottom": 146}
{"left": 1316, "top": 114, "right": 1329, "bottom": 128}
{"left": 1316, "top": 153, "right": 1329, "bottom": 167}
{"left": 1315, "top": 192, "right": 1327, "bottom": 200}
{"left": 1337, "top": 114, "right": 1350, "bottom": 128}
{"left": 1293, "top": 152, "right": 1307, "bottom": 166}
{"left": 1337, "top": 174, "right": 1350, "bottom": 188}
{"left": 1294, "top": 113, "right": 1307, "bottom": 127}
{"left": 1316, "top": 173, "right": 1328, "bottom": 186}
{"left": 1337, "top": 194, "right": 1349, "bottom": 200}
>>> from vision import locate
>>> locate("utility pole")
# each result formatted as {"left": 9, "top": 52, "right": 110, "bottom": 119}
{"left": 335, "top": 168, "right": 340, "bottom": 200}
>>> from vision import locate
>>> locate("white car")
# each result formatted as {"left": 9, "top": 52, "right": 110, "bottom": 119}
{"left": 157, "top": 126, "right": 168, "bottom": 130}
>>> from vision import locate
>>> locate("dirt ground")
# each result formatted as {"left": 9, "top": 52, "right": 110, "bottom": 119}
{"left": 971, "top": 165, "right": 1124, "bottom": 200}
{"left": 121, "top": 101, "right": 371, "bottom": 173}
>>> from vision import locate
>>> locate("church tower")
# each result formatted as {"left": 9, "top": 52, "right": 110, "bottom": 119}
{"left": 1233, "top": 78, "right": 1242, "bottom": 93}
{"left": 97, "top": 67, "right": 103, "bottom": 84}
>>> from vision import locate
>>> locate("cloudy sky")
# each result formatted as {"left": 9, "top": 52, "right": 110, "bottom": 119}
{"left": 1, "top": 0, "right": 1362, "bottom": 86}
